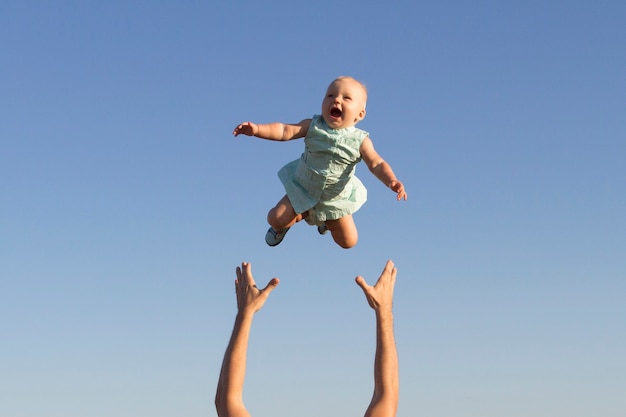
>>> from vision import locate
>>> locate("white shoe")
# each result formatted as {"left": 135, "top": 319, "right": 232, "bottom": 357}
{"left": 265, "top": 227, "right": 290, "bottom": 246}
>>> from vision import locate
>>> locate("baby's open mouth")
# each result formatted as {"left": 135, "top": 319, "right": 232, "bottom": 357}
{"left": 330, "top": 108, "right": 342, "bottom": 118}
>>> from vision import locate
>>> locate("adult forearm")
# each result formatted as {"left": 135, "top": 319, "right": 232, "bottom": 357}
{"left": 366, "top": 310, "right": 399, "bottom": 417}
{"left": 216, "top": 312, "right": 254, "bottom": 416}
{"left": 375, "top": 311, "right": 398, "bottom": 392}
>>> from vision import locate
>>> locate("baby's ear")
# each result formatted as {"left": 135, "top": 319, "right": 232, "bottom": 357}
{"left": 358, "top": 108, "right": 366, "bottom": 120}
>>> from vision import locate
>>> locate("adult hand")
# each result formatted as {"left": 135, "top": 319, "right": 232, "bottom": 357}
{"left": 355, "top": 260, "right": 397, "bottom": 312}
{"left": 235, "top": 262, "right": 279, "bottom": 314}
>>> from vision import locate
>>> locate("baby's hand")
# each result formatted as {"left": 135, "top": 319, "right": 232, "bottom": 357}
{"left": 390, "top": 180, "right": 407, "bottom": 201}
{"left": 233, "top": 122, "right": 258, "bottom": 137}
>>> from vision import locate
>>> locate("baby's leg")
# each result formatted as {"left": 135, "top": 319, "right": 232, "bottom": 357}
{"left": 325, "top": 215, "right": 358, "bottom": 249}
{"left": 267, "top": 194, "right": 304, "bottom": 230}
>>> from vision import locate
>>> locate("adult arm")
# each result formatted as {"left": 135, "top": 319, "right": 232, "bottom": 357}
{"left": 356, "top": 260, "right": 400, "bottom": 417}
{"left": 215, "top": 262, "right": 279, "bottom": 417}
{"left": 360, "top": 137, "right": 407, "bottom": 201}
{"left": 233, "top": 119, "right": 311, "bottom": 141}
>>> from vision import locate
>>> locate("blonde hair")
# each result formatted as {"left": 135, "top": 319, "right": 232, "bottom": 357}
{"left": 330, "top": 76, "right": 368, "bottom": 107}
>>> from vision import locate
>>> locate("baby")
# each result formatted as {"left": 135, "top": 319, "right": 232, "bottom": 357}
{"left": 233, "top": 76, "right": 407, "bottom": 248}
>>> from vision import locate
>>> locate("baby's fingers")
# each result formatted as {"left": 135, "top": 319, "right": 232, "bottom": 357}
{"left": 233, "top": 122, "right": 247, "bottom": 136}
{"left": 233, "top": 125, "right": 245, "bottom": 136}
{"left": 391, "top": 181, "right": 407, "bottom": 200}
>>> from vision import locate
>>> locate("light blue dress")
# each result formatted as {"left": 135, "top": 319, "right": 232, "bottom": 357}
{"left": 278, "top": 115, "right": 369, "bottom": 225}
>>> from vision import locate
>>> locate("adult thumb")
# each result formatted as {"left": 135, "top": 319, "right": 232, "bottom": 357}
{"left": 262, "top": 277, "right": 280, "bottom": 293}
{"left": 355, "top": 276, "right": 368, "bottom": 291}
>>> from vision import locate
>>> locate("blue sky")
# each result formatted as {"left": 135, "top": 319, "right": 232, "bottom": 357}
{"left": 1, "top": 1, "right": 625, "bottom": 416}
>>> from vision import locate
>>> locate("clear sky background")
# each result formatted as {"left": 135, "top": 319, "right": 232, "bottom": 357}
{"left": 1, "top": 1, "right": 625, "bottom": 416}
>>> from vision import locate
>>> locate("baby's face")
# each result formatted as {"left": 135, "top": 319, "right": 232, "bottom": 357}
{"left": 321, "top": 78, "right": 367, "bottom": 129}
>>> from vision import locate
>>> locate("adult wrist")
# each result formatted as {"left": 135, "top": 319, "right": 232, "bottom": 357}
{"left": 376, "top": 309, "right": 394, "bottom": 321}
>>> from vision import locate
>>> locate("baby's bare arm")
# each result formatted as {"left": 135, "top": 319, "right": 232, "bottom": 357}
{"left": 233, "top": 119, "right": 311, "bottom": 141}
{"left": 361, "top": 138, "right": 407, "bottom": 201}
